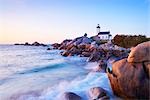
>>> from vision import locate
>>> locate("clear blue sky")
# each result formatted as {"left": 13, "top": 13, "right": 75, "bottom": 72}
{"left": 0, "top": 0, "right": 149, "bottom": 43}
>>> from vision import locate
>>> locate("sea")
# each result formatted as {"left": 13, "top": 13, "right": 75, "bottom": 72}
{"left": 0, "top": 45, "right": 113, "bottom": 100}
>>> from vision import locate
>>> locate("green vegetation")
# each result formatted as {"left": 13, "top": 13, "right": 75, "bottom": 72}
{"left": 112, "top": 35, "right": 150, "bottom": 48}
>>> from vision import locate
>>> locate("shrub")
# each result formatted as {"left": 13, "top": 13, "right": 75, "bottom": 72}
{"left": 112, "top": 34, "right": 150, "bottom": 48}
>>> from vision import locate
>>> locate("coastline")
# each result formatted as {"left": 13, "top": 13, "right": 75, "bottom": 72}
{"left": 47, "top": 34, "right": 150, "bottom": 99}
{"left": 0, "top": 34, "right": 149, "bottom": 100}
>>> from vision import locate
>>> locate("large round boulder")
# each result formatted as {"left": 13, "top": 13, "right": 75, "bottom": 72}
{"left": 107, "top": 58, "right": 150, "bottom": 99}
{"left": 127, "top": 41, "right": 150, "bottom": 63}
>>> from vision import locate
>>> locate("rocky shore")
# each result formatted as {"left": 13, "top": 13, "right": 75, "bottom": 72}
{"left": 50, "top": 34, "right": 129, "bottom": 72}
{"left": 49, "top": 34, "right": 150, "bottom": 100}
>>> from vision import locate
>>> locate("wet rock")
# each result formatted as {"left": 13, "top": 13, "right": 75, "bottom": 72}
{"left": 32, "top": 42, "right": 40, "bottom": 46}
{"left": 107, "top": 58, "right": 150, "bottom": 99}
{"left": 61, "top": 92, "right": 81, "bottom": 100}
{"left": 61, "top": 51, "right": 71, "bottom": 57}
{"left": 24, "top": 42, "right": 30, "bottom": 46}
{"left": 95, "top": 60, "right": 107, "bottom": 72}
{"left": 127, "top": 41, "right": 150, "bottom": 63}
{"left": 15, "top": 42, "right": 47, "bottom": 46}
{"left": 88, "top": 87, "right": 109, "bottom": 100}
{"left": 47, "top": 48, "right": 52, "bottom": 50}
{"left": 31, "top": 42, "right": 47, "bottom": 46}
{"left": 14, "top": 43, "right": 21, "bottom": 45}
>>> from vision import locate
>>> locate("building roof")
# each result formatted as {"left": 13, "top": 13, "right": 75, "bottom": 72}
{"left": 96, "top": 24, "right": 100, "bottom": 28}
{"left": 96, "top": 26, "right": 100, "bottom": 28}
{"left": 98, "top": 31, "right": 110, "bottom": 35}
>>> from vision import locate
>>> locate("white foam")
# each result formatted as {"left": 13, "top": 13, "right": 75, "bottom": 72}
{"left": 37, "top": 72, "right": 113, "bottom": 100}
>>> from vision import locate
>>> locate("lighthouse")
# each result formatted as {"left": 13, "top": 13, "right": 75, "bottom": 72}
{"left": 96, "top": 24, "right": 100, "bottom": 34}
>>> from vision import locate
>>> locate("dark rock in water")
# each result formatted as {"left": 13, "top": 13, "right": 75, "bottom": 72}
{"left": 61, "top": 92, "right": 81, "bottom": 100}
{"left": 88, "top": 87, "right": 109, "bottom": 100}
{"left": 14, "top": 42, "right": 47, "bottom": 46}
{"left": 47, "top": 48, "right": 52, "bottom": 50}
{"left": 24, "top": 42, "right": 30, "bottom": 46}
{"left": 14, "top": 43, "right": 21, "bottom": 45}
{"left": 107, "top": 58, "right": 150, "bottom": 99}
{"left": 32, "top": 42, "right": 40, "bottom": 46}
{"left": 31, "top": 42, "right": 47, "bottom": 46}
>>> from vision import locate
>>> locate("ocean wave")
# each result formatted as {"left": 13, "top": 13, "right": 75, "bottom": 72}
{"left": 10, "top": 72, "right": 113, "bottom": 100}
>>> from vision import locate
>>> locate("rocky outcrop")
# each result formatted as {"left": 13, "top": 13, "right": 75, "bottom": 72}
{"left": 31, "top": 42, "right": 47, "bottom": 46}
{"left": 61, "top": 92, "right": 81, "bottom": 100}
{"left": 107, "top": 41, "right": 150, "bottom": 99}
{"left": 88, "top": 87, "right": 109, "bottom": 100}
{"left": 50, "top": 34, "right": 128, "bottom": 63}
{"left": 14, "top": 42, "right": 47, "bottom": 46}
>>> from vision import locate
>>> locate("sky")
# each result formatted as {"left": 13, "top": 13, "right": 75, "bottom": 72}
{"left": 0, "top": 0, "right": 149, "bottom": 44}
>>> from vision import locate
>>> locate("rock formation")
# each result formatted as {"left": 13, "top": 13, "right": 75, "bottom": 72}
{"left": 107, "top": 41, "right": 150, "bottom": 99}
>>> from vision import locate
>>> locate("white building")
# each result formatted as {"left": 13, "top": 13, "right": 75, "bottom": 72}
{"left": 96, "top": 24, "right": 112, "bottom": 40}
